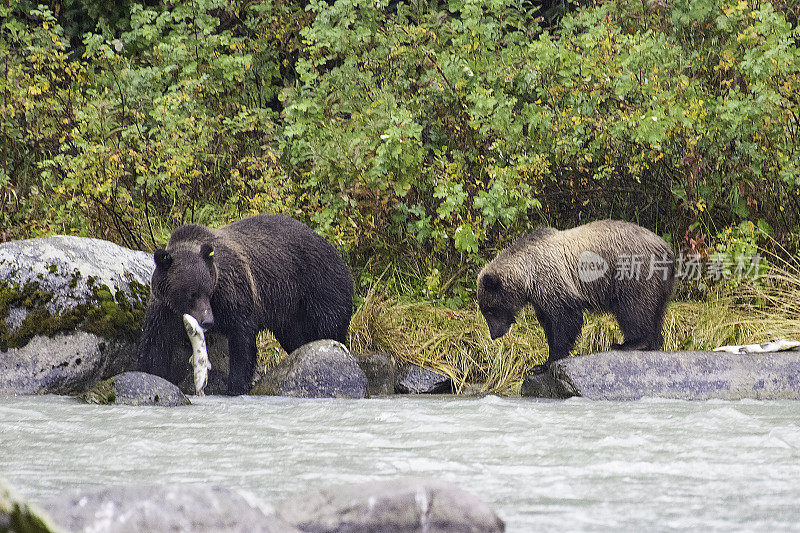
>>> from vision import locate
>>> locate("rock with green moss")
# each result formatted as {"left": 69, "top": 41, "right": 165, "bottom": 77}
{"left": 1, "top": 477, "right": 65, "bottom": 533}
{"left": 81, "top": 371, "right": 190, "bottom": 406}
{"left": 0, "top": 236, "right": 153, "bottom": 395}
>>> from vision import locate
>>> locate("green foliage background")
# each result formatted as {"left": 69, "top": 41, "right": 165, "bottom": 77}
{"left": 2, "top": 0, "right": 799, "bottom": 301}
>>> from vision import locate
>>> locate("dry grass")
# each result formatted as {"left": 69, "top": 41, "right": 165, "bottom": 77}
{"left": 258, "top": 259, "right": 800, "bottom": 395}
{"left": 722, "top": 253, "right": 800, "bottom": 341}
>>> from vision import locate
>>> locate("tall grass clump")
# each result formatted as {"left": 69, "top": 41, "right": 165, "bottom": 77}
{"left": 724, "top": 253, "right": 800, "bottom": 341}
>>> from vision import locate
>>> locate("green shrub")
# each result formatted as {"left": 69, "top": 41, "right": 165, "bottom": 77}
{"left": 282, "top": 0, "right": 799, "bottom": 289}
{"left": 1, "top": 0, "right": 798, "bottom": 303}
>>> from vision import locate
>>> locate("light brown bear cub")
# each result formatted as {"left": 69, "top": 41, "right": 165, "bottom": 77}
{"left": 477, "top": 220, "right": 675, "bottom": 370}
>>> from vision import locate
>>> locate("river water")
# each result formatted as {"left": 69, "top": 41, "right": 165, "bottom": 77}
{"left": 1, "top": 394, "right": 799, "bottom": 532}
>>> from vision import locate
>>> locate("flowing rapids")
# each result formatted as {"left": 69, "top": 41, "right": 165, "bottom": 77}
{"left": 2, "top": 395, "right": 799, "bottom": 532}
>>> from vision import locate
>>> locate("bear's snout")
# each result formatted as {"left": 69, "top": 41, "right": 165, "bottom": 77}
{"left": 486, "top": 316, "right": 512, "bottom": 340}
{"left": 189, "top": 302, "right": 215, "bottom": 330}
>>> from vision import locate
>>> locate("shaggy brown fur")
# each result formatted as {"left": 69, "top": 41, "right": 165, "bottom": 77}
{"left": 138, "top": 214, "right": 354, "bottom": 395}
{"left": 477, "top": 220, "right": 675, "bottom": 366}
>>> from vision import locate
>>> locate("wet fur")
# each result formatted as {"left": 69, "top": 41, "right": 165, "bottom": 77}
{"left": 138, "top": 214, "right": 354, "bottom": 395}
{"left": 477, "top": 220, "right": 675, "bottom": 365}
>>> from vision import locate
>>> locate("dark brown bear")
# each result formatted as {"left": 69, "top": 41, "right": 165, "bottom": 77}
{"left": 477, "top": 220, "right": 674, "bottom": 369}
{"left": 137, "top": 214, "right": 354, "bottom": 395}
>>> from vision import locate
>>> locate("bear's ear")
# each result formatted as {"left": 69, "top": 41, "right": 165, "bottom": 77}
{"left": 200, "top": 243, "right": 214, "bottom": 262}
{"left": 154, "top": 250, "right": 172, "bottom": 270}
{"left": 482, "top": 273, "right": 502, "bottom": 292}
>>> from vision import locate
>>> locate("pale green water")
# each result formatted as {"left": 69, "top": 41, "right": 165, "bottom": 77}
{"left": 2, "top": 394, "right": 800, "bottom": 532}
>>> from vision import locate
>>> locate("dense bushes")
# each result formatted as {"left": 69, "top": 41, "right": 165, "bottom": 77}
{"left": 2, "top": 0, "right": 799, "bottom": 298}
{"left": 1, "top": 0, "right": 300, "bottom": 245}
{"left": 287, "top": 0, "right": 799, "bottom": 261}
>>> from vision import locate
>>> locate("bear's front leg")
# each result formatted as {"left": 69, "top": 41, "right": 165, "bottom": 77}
{"left": 226, "top": 328, "right": 257, "bottom": 396}
{"left": 137, "top": 301, "right": 183, "bottom": 382}
{"left": 545, "top": 307, "right": 583, "bottom": 365}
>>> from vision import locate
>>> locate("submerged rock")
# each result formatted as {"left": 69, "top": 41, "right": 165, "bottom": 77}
{"left": 39, "top": 484, "right": 297, "bottom": 533}
{"left": 81, "top": 371, "right": 190, "bottom": 406}
{"left": 356, "top": 352, "right": 396, "bottom": 396}
{"left": 274, "top": 478, "right": 505, "bottom": 533}
{"left": 395, "top": 364, "right": 453, "bottom": 394}
{"left": 521, "top": 350, "right": 800, "bottom": 401}
{"left": 251, "top": 340, "right": 367, "bottom": 398}
{"left": 1, "top": 477, "right": 64, "bottom": 533}
{"left": 0, "top": 236, "right": 152, "bottom": 395}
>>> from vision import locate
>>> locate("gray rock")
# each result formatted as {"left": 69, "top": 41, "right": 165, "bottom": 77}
{"left": 39, "top": 484, "right": 298, "bottom": 533}
{"left": 395, "top": 364, "right": 453, "bottom": 394}
{"left": 80, "top": 371, "right": 190, "bottom": 406}
{"left": 274, "top": 478, "right": 505, "bottom": 533}
{"left": 519, "top": 366, "right": 573, "bottom": 399}
{"left": 0, "top": 332, "right": 115, "bottom": 395}
{"left": 0, "top": 236, "right": 153, "bottom": 394}
{"left": 251, "top": 340, "right": 367, "bottom": 398}
{"left": 356, "top": 352, "right": 396, "bottom": 396}
{"left": 521, "top": 350, "right": 800, "bottom": 400}
{"left": 1, "top": 477, "right": 65, "bottom": 533}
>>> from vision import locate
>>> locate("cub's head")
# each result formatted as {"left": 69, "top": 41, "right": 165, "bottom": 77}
{"left": 151, "top": 243, "right": 217, "bottom": 329}
{"left": 477, "top": 271, "right": 523, "bottom": 340}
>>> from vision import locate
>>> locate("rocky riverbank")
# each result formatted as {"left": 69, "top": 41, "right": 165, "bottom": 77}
{"left": 4, "top": 235, "right": 800, "bottom": 402}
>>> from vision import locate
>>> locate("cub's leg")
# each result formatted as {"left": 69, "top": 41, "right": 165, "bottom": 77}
{"left": 530, "top": 306, "right": 583, "bottom": 374}
{"left": 612, "top": 300, "right": 653, "bottom": 351}
{"left": 645, "top": 300, "right": 669, "bottom": 350}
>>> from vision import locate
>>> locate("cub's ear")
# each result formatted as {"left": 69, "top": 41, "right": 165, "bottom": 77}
{"left": 200, "top": 243, "right": 214, "bottom": 262}
{"left": 154, "top": 250, "right": 172, "bottom": 270}
{"left": 482, "top": 273, "right": 502, "bottom": 292}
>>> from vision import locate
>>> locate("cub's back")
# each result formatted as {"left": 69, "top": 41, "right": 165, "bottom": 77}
{"left": 557, "top": 220, "right": 671, "bottom": 259}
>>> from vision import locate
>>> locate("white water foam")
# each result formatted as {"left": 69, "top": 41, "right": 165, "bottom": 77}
{"left": 1, "top": 395, "right": 800, "bottom": 532}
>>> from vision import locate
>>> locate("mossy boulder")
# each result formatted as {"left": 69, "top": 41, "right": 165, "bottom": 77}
{"left": 1, "top": 477, "right": 65, "bottom": 533}
{"left": 0, "top": 236, "right": 153, "bottom": 395}
{"left": 81, "top": 371, "right": 190, "bottom": 406}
